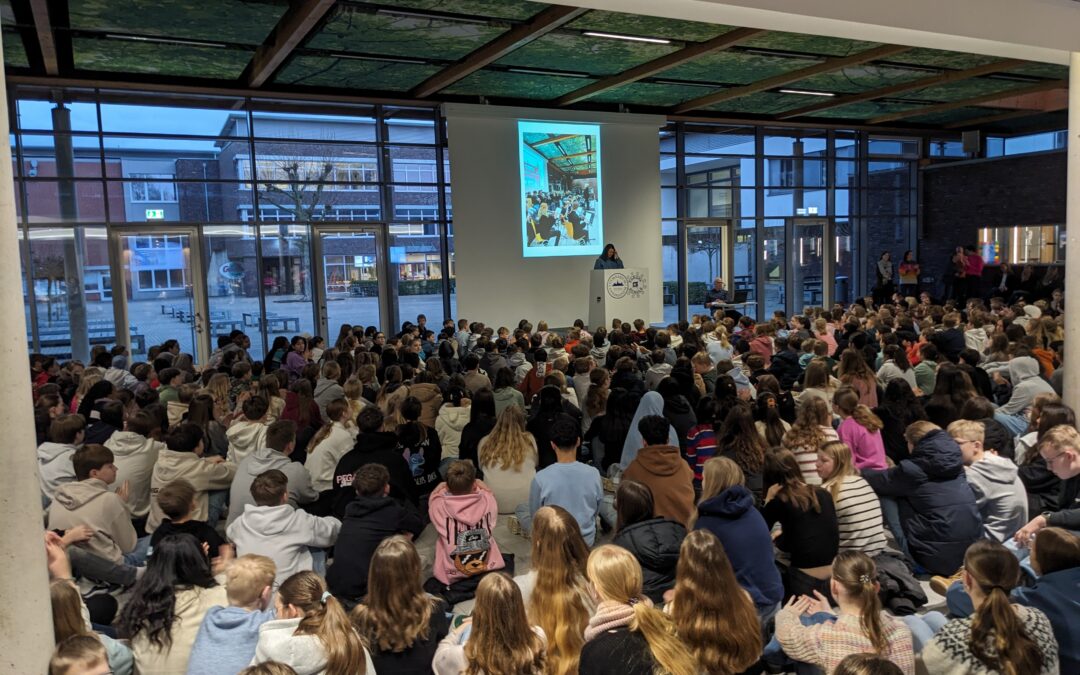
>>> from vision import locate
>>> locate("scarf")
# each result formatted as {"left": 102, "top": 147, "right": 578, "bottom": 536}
{"left": 584, "top": 600, "right": 640, "bottom": 642}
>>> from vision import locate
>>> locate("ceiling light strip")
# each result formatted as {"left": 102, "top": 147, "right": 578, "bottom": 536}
{"left": 582, "top": 31, "right": 671, "bottom": 45}
{"left": 778, "top": 88, "right": 836, "bottom": 97}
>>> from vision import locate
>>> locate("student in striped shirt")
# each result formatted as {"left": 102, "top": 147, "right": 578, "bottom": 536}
{"left": 817, "top": 441, "right": 888, "bottom": 557}
{"left": 782, "top": 397, "right": 838, "bottom": 486}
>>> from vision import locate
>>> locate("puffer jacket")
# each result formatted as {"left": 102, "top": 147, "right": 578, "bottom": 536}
{"left": 863, "top": 429, "right": 983, "bottom": 575}
{"left": 435, "top": 404, "right": 471, "bottom": 460}
{"left": 613, "top": 518, "right": 686, "bottom": 604}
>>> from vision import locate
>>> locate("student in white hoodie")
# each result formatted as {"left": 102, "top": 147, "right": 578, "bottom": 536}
{"left": 103, "top": 410, "right": 163, "bottom": 521}
{"left": 304, "top": 398, "right": 359, "bottom": 494}
{"left": 313, "top": 361, "right": 345, "bottom": 423}
{"left": 38, "top": 414, "right": 86, "bottom": 507}
{"left": 435, "top": 386, "right": 471, "bottom": 472}
{"left": 227, "top": 395, "right": 270, "bottom": 465}
{"left": 227, "top": 470, "right": 341, "bottom": 587}
{"left": 252, "top": 570, "right": 374, "bottom": 675}
{"left": 228, "top": 419, "right": 318, "bottom": 528}
{"left": 948, "top": 420, "right": 1028, "bottom": 542}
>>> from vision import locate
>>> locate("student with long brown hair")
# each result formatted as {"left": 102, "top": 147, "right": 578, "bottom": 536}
{"left": 838, "top": 348, "right": 879, "bottom": 408}
{"left": 833, "top": 387, "right": 888, "bottom": 470}
{"left": 51, "top": 578, "right": 133, "bottom": 674}
{"left": 514, "top": 505, "right": 594, "bottom": 675}
{"left": 668, "top": 530, "right": 762, "bottom": 675}
{"left": 351, "top": 536, "right": 449, "bottom": 674}
{"left": 919, "top": 540, "right": 1058, "bottom": 675}
{"left": 715, "top": 400, "right": 767, "bottom": 499}
{"left": 775, "top": 551, "right": 914, "bottom": 674}
{"left": 816, "top": 441, "right": 887, "bottom": 557}
{"left": 580, "top": 545, "right": 698, "bottom": 675}
{"left": 782, "top": 396, "right": 838, "bottom": 485}
{"left": 433, "top": 572, "right": 546, "bottom": 675}
{"left": 763, "top": 449, "right": 839, "bottom": 600}
{"left": 252, "top": 570, "right": 373, "bottom": 675}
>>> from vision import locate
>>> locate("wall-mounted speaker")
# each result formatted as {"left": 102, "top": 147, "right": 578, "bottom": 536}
{"left": 962, "top": 130, "right": 981, "bottom": 155}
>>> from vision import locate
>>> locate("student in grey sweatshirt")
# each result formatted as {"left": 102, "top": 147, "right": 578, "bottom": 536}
{"left": 313, "top": 361, "right": 345, "bottom": 423}
{"left": 227, "top": 420, "right": 317, "bottom": 528}
{"left": 948, "top": 420, "right": 1028, "bottom": 542}
{"left": 993, "top": 356, "right": 1055, "bottom": 436}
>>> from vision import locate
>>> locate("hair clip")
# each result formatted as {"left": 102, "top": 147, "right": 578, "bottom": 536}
{"left": 321, "top": 591, "right": 332, "bottom": 604}
{"left": 859, "top": 574, "right": 872, "bottom": 584}
{"left": 628, "top": 597, "right": 641, "bottom": 606}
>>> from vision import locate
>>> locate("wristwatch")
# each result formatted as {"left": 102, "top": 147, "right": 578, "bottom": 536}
{"left": 1041, "top": 511, "right": 1054, "bottom": 525}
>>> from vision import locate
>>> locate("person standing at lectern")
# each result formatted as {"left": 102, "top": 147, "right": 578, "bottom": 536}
{"left": 594, "top": 244, "right": 624, "bottom": 270}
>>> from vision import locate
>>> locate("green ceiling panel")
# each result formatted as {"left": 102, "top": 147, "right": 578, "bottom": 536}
{"left": 73, "top": 38, "right": 253, "bottom": 78}
{"left": 276, "top": 56, "right": 440, "bottom": 91}
{"left": 906, "top": 77, "right": 1041, "bottom": 103}
{"left": 889, "top": 48, "right": 999, "bottom": 71}
{"left": 742, "top": 32, "right": 880, "bottom": 57}
{"left": 358, "top": 0, "right": 548, "bottom": 21}
{"left": 705, "top": 91, "right": 818, "bottom": 115}
{"left": 662, "top": 50, "right": 820, "bottom": 85}
{"left": 69, "top": 0, "right": 285, "bottom": 46}
{"left": 522, "top": 131, "right": 595, "bottom": 172}
{"left": 589, "top": 81, "right": 714, "bottom": 106}
{"left": 308, "top": 9, "right": 506, "bottom": 60}
{"left": 903, "top": 107, "right": 1000, "bottom": 126}
{"left": 1009, "top": 62, "right": 1068, "bottom": 79}
{"left": 567, "top": 11, "right": 733, "bottom": 43}
{"left": 444, "top": 70, "right": 593, "bottom": 99}
{"left": 495, "top": 32, "right": 678, "bottom": 76}
{"left": 3, "top": 31, "right": 28, "bottom": 68}
{"left": 794, "top": 65, "right": 932, "bottom": 94}
{"left": 811, "top": 100, "right": 925, "bottom": 120}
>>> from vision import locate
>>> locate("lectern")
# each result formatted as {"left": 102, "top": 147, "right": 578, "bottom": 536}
{"left": 589, "top": 268, "right": 650, "bottom": 330}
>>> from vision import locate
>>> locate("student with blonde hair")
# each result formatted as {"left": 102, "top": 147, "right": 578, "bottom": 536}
{"left": 816, "top": 441, "right": 887, "bottom": 557}
{"left": 49, "top": 634, "right": 112, "bottom": 675}
{"left": 253, "top": 570, "right": 373, "bottom": 675}
{"left": 783, "top": 396, "right": 838, "bottom": 485}
{"left": 434, "top": 572, "right": 546, "bottom": 675}
{"left": 947, "top": 419, "right": 1028, "bottom": 543}
{"left": 580, "top": 545, "right": 698, "bottom": 675}
{"left": 304, "top": 398, "right": 360, "bottom": 494}
{"left": 477, "top": 405, "right": 538, "bottom": 515}
{"left": 668, "top": 530, "right": 762, "bottom": 675}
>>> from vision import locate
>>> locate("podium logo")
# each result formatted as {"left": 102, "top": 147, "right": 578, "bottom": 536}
{"left": 606, "top": 273, "right": 628, "bottom": 299}
{"left": 627, "top": 272, "right": 647, "bottom": 298}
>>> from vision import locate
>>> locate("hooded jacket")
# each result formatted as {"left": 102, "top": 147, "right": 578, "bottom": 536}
{"left": 997, "top": 356, "right": 1055, "bottom": 418}
{"left": 252, "top": 617, "right": 375, "bottom": 675}
{"left": 863, "top": 429, "right": 983, "bottom": 575}
{"left": 768, "top": 348, "right": 802, "bottom": 391}
{"left": 48, "top": 478, "right": 137, "bottom": 563}
{"left": 694, "top": 485, "right": 784, "bottom": 610}
{"left": 313, "top": 377, "right": 345, "bottom": 423}
{"left": 304, "top": 422, "right": 359, "bottom": 493}
{"left": 187, "top": 606, "right": 275, "bottom": 675}
{"left": 409, "top": 382, "right": 444, "bottom": 428}
{"left": 105, "top": 431, "right": 163, "bottom": 518}
{"left": 166, "top": 400, "right": 189, "bottom": 429}
{"left": 226, "top": 419, "right": 269, "bottom": 466}
{"left": 621, "top": 392, "right": 680, "bottom": 470}
{"left": 146, "top": 449, "right": 236, "bottom": 533}
{"left": 38, "top": 441, "right": 78, "bottom": 505}
{"left": 228, "top": 447, "right": 318, "bottom": 527}
{"left": 965, "top": 454, "right": 1029, "bottom": 542}
{"left": 621, "top": 445, "right": 696, "bottom": 527}
{"left": 1013, "top": 566, "right": 1080, "bottom": 675}
{"left": 428, "top": 482, "right": 504, "bottom": 586}
{"left": 493, "top": 386, "right": 525, "bottom": 419}
{"left": 748, "top": 335, "right": 774, "bottom": 368}
{"left": 435, "top": 405, "right": 471, "bottom": 460}
{"left": 226, "top": 503, "right": 340, "bottom": 587}
{"left": 644, "top": 363, "right": 673, "bottom": 391}
{"left": 330, "top": 432, "right": 417, "bottom": 518}
{"left": 613, "top": 518, "right": 687, "bottom": 604}
{"left": 326, "top": 494, "right": 425, "bottom": 605}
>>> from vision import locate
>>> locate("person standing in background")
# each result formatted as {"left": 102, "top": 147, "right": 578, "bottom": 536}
{"left": 898, "top": 251, "right": 920, "bottom": 298}
{"left": 964, "top": 244, "right": 985, "bottom": 301}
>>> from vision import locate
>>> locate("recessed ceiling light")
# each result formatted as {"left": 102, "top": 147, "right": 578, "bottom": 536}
{"left": 582, "top": 31, "right": 671, "bottom": 45}
{"left": 507, "top": 67, "right": 590, "bottom": 79}
{"left": 778, "top": 88, "right": 836, "bottom": 97}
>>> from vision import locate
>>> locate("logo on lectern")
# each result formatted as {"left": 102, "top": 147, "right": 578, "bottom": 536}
{"left": 627, "top": 272, "right": 647, "bottom": 298}
{"left": 606, "top": 273, "right": 628, "bottom": 299}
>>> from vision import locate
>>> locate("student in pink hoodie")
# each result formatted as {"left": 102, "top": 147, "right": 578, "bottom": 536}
{"left": 428, "top": 460, "right": 505, "bottom": 587}
{"left": 748, "top": 323, "right": 774, "bottom": 368}
{"left": 833, "top": 387, "right": 888, "bottom": 470}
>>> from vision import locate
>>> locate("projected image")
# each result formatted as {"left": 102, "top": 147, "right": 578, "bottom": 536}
{"left": 519, "top": 121, "right": 603, "bottom": 258}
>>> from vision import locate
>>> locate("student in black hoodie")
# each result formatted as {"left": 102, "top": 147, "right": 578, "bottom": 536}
{"left": 330, "top": 406, "right": 417, "bottom": 518}
{"left": 325, "top": 464, "right": 424, "bottom": 609}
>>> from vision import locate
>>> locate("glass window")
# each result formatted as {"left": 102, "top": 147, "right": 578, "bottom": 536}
{"left": 259, "top": 224, "right": 316, "bottom": 342}
{"left": 128, "top": 174, "right": 177, "bottom": 202}
{"left": 868, "top": 137, "right": 918, "bottom": 157}
{"left": 763, "top": 223, "right": 786, "bottom": 317}
{"left": 683, "top": 128, "right": 755, "bottom": 155}
{"left": 390, "top": 228, "right": 445, "bottom": 323}
{"left": 204, "top": 224, "right": 264, "bottom": 357}
{"left": 319, "top": 230, "right": 382, "bottom": 332}
{"left": 662, "top": 219, "right": 678, "bottom": 324}
{"left": 929, "top": 140, "right": 967, "bottom": 157}
{"left": 1002, "top": 131, "right": 1066, "bottom": 156}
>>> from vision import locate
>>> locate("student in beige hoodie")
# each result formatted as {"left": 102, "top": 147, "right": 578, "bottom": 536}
{"left": 147, "top": 423, "right": 236, "bottom": 533}
{"left": 104, "top": 409, "right": 164, "bottom": 522}
{"left": 227, "top": 396, "right": 270, "bottom": 465}
{"left": 48, "top": 444, "right": 141, "bottom": 565}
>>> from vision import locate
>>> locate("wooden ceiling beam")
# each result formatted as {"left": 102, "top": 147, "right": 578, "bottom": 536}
{"left": 245, "top": 0, "right": 337, "bottom": 88}
{"left": 671, "top": 44, "right": 910, "bottom": 115}
{"left": 554, "top": 27, "right": 765, "bottom": 106}
{"left": 410, "top": 5, "right": 587, "bottom": 99}
{"left": 552, "top": 149, "right": 595, "bottom": 159}
{"left": 28, "top": 0, "right": 59, "bottom": 75}
{"left": 775, "top": 58, "right": 1027, "bottom": 120}
{"left": 867, "top": 79, "right": 1067, "bottom": 124}
{"left": 529, "top": 133, "right": 578, "bottom": 146}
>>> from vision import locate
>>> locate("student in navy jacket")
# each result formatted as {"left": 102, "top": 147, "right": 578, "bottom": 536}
{"left": 863, "top": 421, "right": 982, "bottom": 575}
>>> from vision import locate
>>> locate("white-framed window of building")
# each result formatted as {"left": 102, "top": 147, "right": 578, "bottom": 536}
{"left": 129, "top": 235, "right": 187, "bottom": 290}
{"left": 324, "top": 206, "right": 381, "bottom": 222}
{"left": 237, "top": 157, "right": 379, "bottom": 191}
{"left": 392, "top": 159, "right": 438, "bottom": 192}
{"left": 129, "top": 173, "right": 177, "bottom": 202}
{"left": 332, "top": 163, "right": 378, "bottom": 190}
{"left": 324, "top": 254, "right": 376, "bottom": 293}
{"left": 393, "top": 205, "right": 439, "bottom": 221}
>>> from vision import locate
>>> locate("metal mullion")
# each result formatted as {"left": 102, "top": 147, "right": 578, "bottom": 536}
{"left": 246, "top": 102, "right": 270, "bottom": 350}
{"left": 13, "top": 88, "right": 40, "bottom": 353}
{"left": 857, "top": 132, "right": 870, "bottom": 300}
{"left": 434, "top": 110, "right": 451, "bottom": 321}
{"left": 826, "top": 130, "right": 836, "bottom": 307}
{"left": 754, "top": 126, "right": 765, "bottom": 321}
{"left": 675, "top": 122, "right": 687, "bottom": 324}
{"left": 376, "top": 105, "right": 397, "bottom": 333}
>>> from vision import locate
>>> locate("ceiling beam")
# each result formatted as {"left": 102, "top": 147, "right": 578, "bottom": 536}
{"left": 554, "top": 27, "right": 765, "bottom": 106}
{"left": 867, "top": 78, "right": 1067, "bottom": 124}
{"left": 671, "top": 44, "right": 909, "bottom": 115}
{"left": 775, "top": 58, "right": 1027, "bottom": 120}
{"left": 553, "top": 149, "right": 595, "bottom": 160}
{"left": 410, "top": 5, "right": 587, "bottom": 99}
{"left": 942, "top": 103, "right": 1068, "bottom": 129}
{"left": 245, "top": 0, "right": 337, "bottom": 88}
{"left": 28, "top": 0, "right": 59, "bottom": 75}
{"left": 529, "top": 133, "right": 578, "bottom": 146}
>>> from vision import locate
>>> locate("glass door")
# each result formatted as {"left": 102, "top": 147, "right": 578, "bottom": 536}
{"left": 313, "top": 226, "right": 388, "bottom": 339}
{"left": 685, "top": 220, "right": 732, "bottom": 317}
{"left": 114, "top": 226, "right": 208, "bottom": 362}
{"left": 790, "top": 218, "right": 830, "bottom": 315}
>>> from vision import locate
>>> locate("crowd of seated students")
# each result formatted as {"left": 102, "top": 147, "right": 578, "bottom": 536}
{"left": 31, "top": 291, "right": 1080, "bottom": 674}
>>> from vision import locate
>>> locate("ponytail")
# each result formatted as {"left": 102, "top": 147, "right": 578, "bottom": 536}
{"left": 852, "top": 405, "right": 883, "bottom": 433}
{"left": 966, "top": 541, "right": 1045, "bottom": 675}
{"left": 629, "top": 602, "right": 698, "bottom": 675}
{"left": 280, "top": 572, "right": 366, "bottom": 675}
{"left": 832, "top": 551, "right": 888, "bottom": 655}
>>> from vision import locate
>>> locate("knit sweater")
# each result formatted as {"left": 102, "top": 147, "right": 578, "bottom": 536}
{"left": 775, "top": 609, "right": 915, "bottom": 675}
{"left": 918, "top": 606, "right": 1059, "bottom": 675}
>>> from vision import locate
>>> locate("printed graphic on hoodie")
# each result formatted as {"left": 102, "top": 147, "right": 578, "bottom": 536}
{"left": 448, "top": 520, "right": 493, "bottom": 577}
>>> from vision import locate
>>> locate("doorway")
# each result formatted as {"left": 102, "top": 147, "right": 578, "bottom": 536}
{"left": 312, "top": 226, "right": 390, "bottom": 339}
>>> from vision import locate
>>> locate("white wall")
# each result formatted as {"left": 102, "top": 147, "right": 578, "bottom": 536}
{"left": 445, "top": 104, "right": 665, "bottom": 329}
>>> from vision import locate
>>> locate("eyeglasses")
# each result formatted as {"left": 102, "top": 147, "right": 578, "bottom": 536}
{"left": 1042, "top": 450, "right": 1070, "bottom": 466}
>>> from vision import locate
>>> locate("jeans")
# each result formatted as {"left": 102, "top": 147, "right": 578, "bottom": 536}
{"left": 945, "top": 580, "right": 975, "bottom": 617}
{"left": 310, "top": 547, "right": 327, "bottom": 577}
{"left": 67, "top": 546, "right": 138, "bottom": 587}
{"left": 514, "top": 503, "right": 534, "bottom": 536}
{"left": 762, "top": 611, "right": 834, "bottom": 675}
{"left": 903, "top": 611, "right": 948, "bottom": 652}
{"left": 207, "top": 489, "right": 228, "bottom": 527}
{"left": 994, "top": 411, "right": 1029, "bottom": 437}
{"left": 121, "top": 536, "right": 151, "bottom": 567}
{"left": 879, "top": 496, "right": 910, "bottom": 559}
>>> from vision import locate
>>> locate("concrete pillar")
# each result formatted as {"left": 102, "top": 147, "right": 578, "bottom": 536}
{"left": 1064, "top": 52, "right": 1080, "bottom": 411}
{"left": 0, "top": 33, "right": 57, "bottom": 673}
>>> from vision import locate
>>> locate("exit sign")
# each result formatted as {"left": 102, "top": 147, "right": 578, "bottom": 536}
{"left": 145, "top": 209, "right": 165, "bottom": 220}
